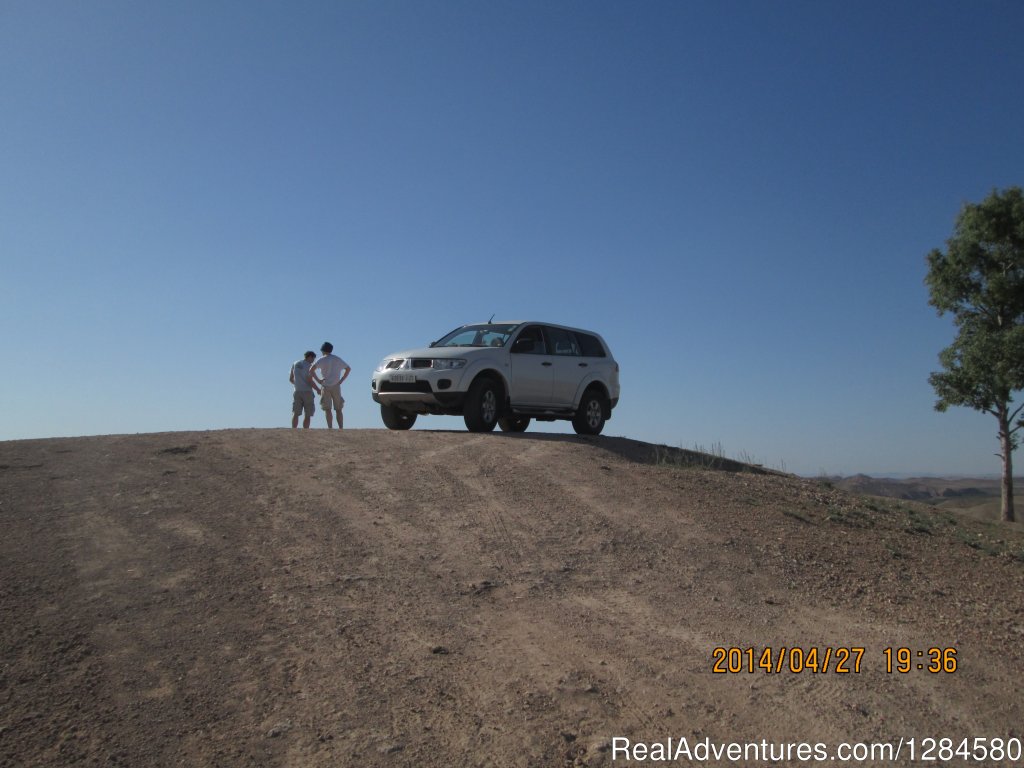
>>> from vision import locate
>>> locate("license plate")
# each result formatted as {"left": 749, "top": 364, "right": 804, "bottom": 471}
{"left": 391, "top": 373, "right": 416, "bottom": 383}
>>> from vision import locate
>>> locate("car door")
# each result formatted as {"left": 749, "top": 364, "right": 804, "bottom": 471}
{"left": 544, "top": 326, "right": 588, "bottom": 406}
{"left": 574, "top": 331, "right": 615, "bottom": 398}
{"left": 508, "top": 325, "right": 554, "bottom": 405}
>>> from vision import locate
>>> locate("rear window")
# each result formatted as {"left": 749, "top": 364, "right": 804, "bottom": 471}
{"left": 574, "top": 332, "right": 606, "bottom": 358}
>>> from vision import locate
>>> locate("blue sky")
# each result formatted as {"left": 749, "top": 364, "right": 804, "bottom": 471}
{"left": 3, "top": 0, "right": 1023, "bottom": 476}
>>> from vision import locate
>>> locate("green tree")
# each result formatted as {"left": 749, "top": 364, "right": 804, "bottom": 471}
{"left": 926, "top": 186, "right": 1024, "bottom": 522}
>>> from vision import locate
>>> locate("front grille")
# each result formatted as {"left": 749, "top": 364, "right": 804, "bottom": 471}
{"left": 385, "top": 359, "right": 405, "bottom": 370}
{"left": 379, "top": 381, "right": 433, "bottom": 394}
{"left": 410, "top": 359, "right": 433, "bottom": 369}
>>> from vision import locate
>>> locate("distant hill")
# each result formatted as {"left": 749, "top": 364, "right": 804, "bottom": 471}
{"left": 828, "top": 474, "right": 1024, "bottom": 522}
{"left": 2, "top": 430, "right": 1023, "bottom": 767}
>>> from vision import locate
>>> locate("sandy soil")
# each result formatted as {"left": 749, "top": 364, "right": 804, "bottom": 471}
{"left": 2, "top": 429, "right": 1023, "bottom": 767}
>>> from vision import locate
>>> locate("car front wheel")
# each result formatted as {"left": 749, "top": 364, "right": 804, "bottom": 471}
{"left": 572, "top": 390, "right": 606, "bottom": 435}
{"left": 464, "top": 378, "right": 500, "bottom": 432}
{"left": 381, "top": 404, "right": 417, "bottom": 430}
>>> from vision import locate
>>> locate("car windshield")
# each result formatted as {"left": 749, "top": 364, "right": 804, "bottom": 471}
{"left": 434, "top": 323, "right": 519, "bottom": 348}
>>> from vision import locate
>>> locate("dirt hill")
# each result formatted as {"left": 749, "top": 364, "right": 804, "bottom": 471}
{"left": 2, "top": 429, "right": 1023, "bottom": 767}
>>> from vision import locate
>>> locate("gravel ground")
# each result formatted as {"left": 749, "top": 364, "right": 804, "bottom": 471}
{"left": 2, "top": 429, "right": 1023, "bottom": 767}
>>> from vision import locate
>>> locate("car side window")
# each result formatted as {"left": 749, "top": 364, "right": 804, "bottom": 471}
{"left": 574, "top": 332, "right": 606, "bottom": 357}
{"left": 511, "top": 325, "right": 548, "bottom": 355}
{"left": 545, "top": 326, "right": 580, "bottom": 356}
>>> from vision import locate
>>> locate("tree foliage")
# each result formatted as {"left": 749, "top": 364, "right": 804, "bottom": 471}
{"left": 926, "top": 187, "right": 1024, "bottom": 328}
{"left": 929, "top": 318, "right": 1024, "bottom": 419}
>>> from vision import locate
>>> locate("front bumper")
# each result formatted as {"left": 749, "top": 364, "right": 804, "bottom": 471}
{"left": 371, "top": 369, "right": 469, "bottom": 413}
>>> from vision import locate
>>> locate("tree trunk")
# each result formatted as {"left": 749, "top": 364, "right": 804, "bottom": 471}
{"left": 999, "top": 410, "right": 1016, "bottom": 523}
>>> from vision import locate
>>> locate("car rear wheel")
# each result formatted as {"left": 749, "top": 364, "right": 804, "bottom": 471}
{"left": 572, "top": 390, "right": 606, "bottom": 435}
{"left": 381, "top": 404, "right": 417, "bottom": 430}
{"left": 498, "top": 415, "right": 531, "bottom": 433}
{"left": 464, "top": 378, "right": 500, "bottom": 432}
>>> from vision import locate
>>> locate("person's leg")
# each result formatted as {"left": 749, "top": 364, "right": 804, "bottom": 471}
{"left": 336, "top": 409, "right": 343, "bottom": 430}
{"left": 291, "top": 394, "right": 301, "bottom": 428}
{"left": 303, "top": 414, "right": 311, "bottom": 428}
{"left": 302, "top": 394, "right": 313, "bottom": 428}
{"left": 325, "top": 408, "right": 334, "bottom": 428}
{"left": 325, "top": 385, "right": 342, "bottom": 428}
{"left": 292, "top": 413, "right": 299, "bottom": 428}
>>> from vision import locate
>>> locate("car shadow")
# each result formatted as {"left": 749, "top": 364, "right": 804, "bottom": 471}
{"left": 425, "top": 429, "right": 777, "bottom": 475}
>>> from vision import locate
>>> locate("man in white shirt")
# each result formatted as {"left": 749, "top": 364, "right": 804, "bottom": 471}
{"left": 310, "top": 341, "right": 351, "bottom": 429}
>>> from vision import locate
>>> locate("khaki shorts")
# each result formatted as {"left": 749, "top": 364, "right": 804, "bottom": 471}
{"left": 293, "top": 390, "right": 315, "bottom": 417}
{"left": 321, "top": 383, "right": 345, "bottom": 412}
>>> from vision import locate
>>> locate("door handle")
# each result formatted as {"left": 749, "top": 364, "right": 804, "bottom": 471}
{"left": 542, "top": 362, "right": 552, "bottom": 367}
{"left": 578, "top": 362, "right": 588, "bottom": 367}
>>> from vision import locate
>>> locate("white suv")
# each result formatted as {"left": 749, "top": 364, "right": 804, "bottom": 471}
{"left": 371, "top": 321, "right": 620, "bottom": 435}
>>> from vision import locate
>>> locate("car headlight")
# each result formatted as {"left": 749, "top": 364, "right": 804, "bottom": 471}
{"left": 375, "top": 358, "right": 394, "bottom": 372}
{"left": 432, "top": 359, "right": 467, "bottom": 370}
